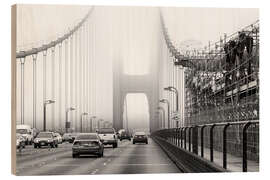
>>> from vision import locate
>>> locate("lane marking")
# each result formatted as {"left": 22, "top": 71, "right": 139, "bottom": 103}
{"left": 90, "top": 169, "right": 99, "bottom": 175}
{"left": 112, "top": 163, "right": 170, "bottom": 166}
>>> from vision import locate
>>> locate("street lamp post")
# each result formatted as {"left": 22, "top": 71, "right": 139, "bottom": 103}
{"left": 80, "top": 112, "right": 88, "bottom": 133}
{"left": 159, "top": 99, "right": 170, "bottom": 128}
{"left": 89, "top": 116, "right": 96, "bottom": 132}
{"left": 43, "top": 100, "right": 55, "bottom": 131}
{"left": 157, "top": 106, "right": 166, "bottom": 129}
{"left": 65, "top": 107, "right": 76, "bottom": 133}
{"left": 155, "top": 111, "right": 161, "bottom": 129}
{"left": 98, "top": 119, "right": 104, "bottom": 129}
{"left": 20, "top": 55, "right": 26, "bottom": 125}
{"left": 164, "top": 86, "right": 179, "bottom": 127}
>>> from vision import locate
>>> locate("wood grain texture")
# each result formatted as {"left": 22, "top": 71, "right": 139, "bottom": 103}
{"left": 11, "top": 4, "right": 17, "bottom": 175}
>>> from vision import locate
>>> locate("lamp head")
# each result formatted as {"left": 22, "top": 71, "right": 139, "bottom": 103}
{"left": 159, "top": 99, "right": 165, "bottom": 103}
{"left": 45, "top": 100, "right": 55, "bottom": 104}
{"left": 164, "top": 87, "right": 170, "bottom": 91}
{"left": 70, "top": 107, "right": 76, "bottom": 111}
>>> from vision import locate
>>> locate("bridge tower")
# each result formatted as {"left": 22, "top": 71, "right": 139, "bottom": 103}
{"left": 112, "top": 56, "right": 160, "bottom": 133}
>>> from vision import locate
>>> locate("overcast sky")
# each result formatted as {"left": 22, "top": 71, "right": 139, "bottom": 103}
{"left": 16, "top": 5, "right": 259, "bottom": 131}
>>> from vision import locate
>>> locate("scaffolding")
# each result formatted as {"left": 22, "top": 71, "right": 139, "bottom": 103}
{"left": 160, "top": 11, "right": 259, "bottom": 161}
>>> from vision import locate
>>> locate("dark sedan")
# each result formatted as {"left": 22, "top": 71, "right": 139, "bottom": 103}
{"left": 133, "top": 131, "right": 148, "bottom": 144}
{"left": 33, "top": 132, "right": 58, "bottom": 148}
{"left": 72, "top": 133, "right": 104, "bottom": 158}
{"left": 119, "top": 131, "right": 131, "bottom": 141}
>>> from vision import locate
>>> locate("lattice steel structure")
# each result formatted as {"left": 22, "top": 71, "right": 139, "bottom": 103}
{"left": 160, "top": 12, "right": 259, "bottom": 161}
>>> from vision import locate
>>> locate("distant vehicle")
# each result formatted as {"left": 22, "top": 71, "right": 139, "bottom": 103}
{"left": 119, "top": 130, "right": 131, "bottom": 141}
{"left": 62, "top": 133, "right": 72, "bottom": 142}
{"left": 16, "top": 124, "right": 34, "bottom": 145}
{"left": 133, "top": 131, "right": 148, "bottom": 144}
{"left": 70, "top": 133, "right": 78, "bottom": 143}
{"left": 16, "top": 133, "right": 26, "bottom": 149}
{"left": 72, "top": 133, "right": 104, "bottom": 158}
{"left": 33, "top": 132, "right": 58, "bottom": 148}
{"left": 32, "top": 128, "right": 39, "bottom": 138}
{"left": 117, "top": 129, "right": 125, "bottom": 138}
{"left": 97, "top": 128, "right": 118, "bottom": 148}
{"left": 54, "top": 132, "right": 63, "bottom": 144}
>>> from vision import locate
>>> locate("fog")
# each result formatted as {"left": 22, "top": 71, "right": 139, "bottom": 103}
{"left": 16, "top": 5, "right": 259, "bottom": 131}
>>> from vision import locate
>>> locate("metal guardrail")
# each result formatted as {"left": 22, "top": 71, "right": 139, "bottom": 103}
{"left": 152, "top": 120, "right": 259, "bottom": 172}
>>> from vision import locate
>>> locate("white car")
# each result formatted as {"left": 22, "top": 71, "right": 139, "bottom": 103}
{"left": 54, "top": 133, "right": 63, "bottom": 144}
{"left": 97, "top": 128, "right": 118, "bottom": 148}
{"left": 16, "top": 133, "right": 26, "bottom": 149}
{"left": 16, "top": 125, "right": 34, "bottom": 145}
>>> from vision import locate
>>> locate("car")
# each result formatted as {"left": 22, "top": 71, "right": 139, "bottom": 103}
{"left": 133, "top": 131, "right": 148, "bottom": 144}
{"left": 16, "top": 133, "right": 26, "bottom": 149}
{"left": 33, "top": 132, "right": 58, "bottom": 148}
{"left": 119, "top": 130, "right": 131, "bottom": 141}
{"left": 97, "top": 128, "right": 118, "bottom": 148}
{"left": 54, "top": 132, "right": 63, "bottom": 144}
{"left": 72, "top": 133, "right": 104, "bottom": 158}
{"left": 16, "top": 124, "right": 34, "bottom": 145}
{"left": 62, "top": 133, "right": 72, "bottom": 142}
{"left": 70, "top": 133, "right": 78, "bottom": 143}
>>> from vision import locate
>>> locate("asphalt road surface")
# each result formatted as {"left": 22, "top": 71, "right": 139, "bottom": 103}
{"left": 16, "top": 138, "right": 181, "bottom": 175}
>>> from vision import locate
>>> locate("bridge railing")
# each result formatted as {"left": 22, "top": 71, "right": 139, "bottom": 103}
{"left": 152, "top": 120, "right": 259, "bottom": 172}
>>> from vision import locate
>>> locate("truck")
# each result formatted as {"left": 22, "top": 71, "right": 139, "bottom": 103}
{"left": 16, "top": 124, "right": 34, "bottom": 145}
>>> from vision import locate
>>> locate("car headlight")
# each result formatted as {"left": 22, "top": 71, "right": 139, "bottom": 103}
{"left": 34, "top": 139, "right": 39, "bottom": 143}
{"left": 47, "top": 139, "right": 53, "bottom": 142}
{"left": 16, "top": 140, "right": 19, "bottom": 146}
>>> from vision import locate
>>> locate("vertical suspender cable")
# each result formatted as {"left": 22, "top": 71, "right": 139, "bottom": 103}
{"left": 70, "top": 34, "right": 73, "bottom": 129}
{"left": 43, "top": 50, "right": 47, "bottom": 127}
{"left": 65, "top": 39, "right": 69, "bottom": 129}
{"left": 51, "top": 46, "right": 55, "bottom": 130}
{"left": 79, "top": 27, "right": 83, "bottom": 124}
{"left": 20, "top": 57, "right": 26, "bottom": 124}
{"left": 32, "top": 53, "right": 37, "bottom": 128}
{"left": 74, "top": 31, "right": 79, "bottom": 132}
{"left": 82, "top": 25, "right": 85, "bottom": 114}
{"left": 58, "top": 43, "right": 62, "bottom": 130}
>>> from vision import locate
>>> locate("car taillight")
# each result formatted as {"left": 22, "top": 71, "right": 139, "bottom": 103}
{"left": 113, "top": 135, "right": 116, "bottom": 139}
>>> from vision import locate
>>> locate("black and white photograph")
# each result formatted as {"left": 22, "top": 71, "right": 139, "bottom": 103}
{"left": 10, "top": 3, "right": 260, "bottom": 176}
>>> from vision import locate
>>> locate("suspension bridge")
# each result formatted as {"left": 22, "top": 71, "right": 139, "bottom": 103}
{"left": 14, "top": 6, "right": 259, "bottom": 174}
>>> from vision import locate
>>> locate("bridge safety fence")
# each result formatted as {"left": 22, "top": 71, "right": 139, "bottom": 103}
{"left": 151, "top": 120, "right": 259, "bottom": 172}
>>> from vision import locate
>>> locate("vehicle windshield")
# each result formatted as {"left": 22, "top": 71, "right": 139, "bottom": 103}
{"left": 37, "top": 133, "right": 52, "bottom": 138}
{"left": 73, "top": 141, "right": 99, "bottom": 146}
{"left": 134, "top": 132, "right": 146, "bottom": 136}
{"left": 76, "top": 134, "right": 98, "bottom": 140}
{"left": 98, "top": 129, "right": 114, "bottom": 134}
{"left": 63, "top": 133, "right": 70, "bottom": 137}
{"left": 16, "top": 134, "right": 22, "bottom": 139}
{"left": 16, "top": 129, "right": 28, "bottom": 134}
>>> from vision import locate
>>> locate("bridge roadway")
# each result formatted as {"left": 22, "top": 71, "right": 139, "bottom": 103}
{"left": 16, "top": 138, "right": 181, "bottom": 175}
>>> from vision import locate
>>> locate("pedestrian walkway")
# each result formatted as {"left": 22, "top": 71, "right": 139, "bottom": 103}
{"left": 196, "top": 146, "right": 259, "bottom": 172}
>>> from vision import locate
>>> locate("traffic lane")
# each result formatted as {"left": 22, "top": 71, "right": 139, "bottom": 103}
{"left": 16, "top": 142, "right": 72, "bottom": 163}
{"left": 16, "top": 143, "right": 73, "bottom": 175}
{"left": 96, "top": 138, "right": 181, "bottom": 174}
{"left": 65, "top": 141, "right": 131, "bottom": 175}
{"left": 16, "top": 141, "right": 130, "bottom": 175}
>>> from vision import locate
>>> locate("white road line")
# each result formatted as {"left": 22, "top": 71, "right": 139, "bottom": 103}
{"left": 112, "top": 163, "right": 170, "bottom": 166}
{"left": 42, "top": 164, "right": 81, "bottom": 167}
{"left": 90, "top": 169, "right": 99, "bottom": 175}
